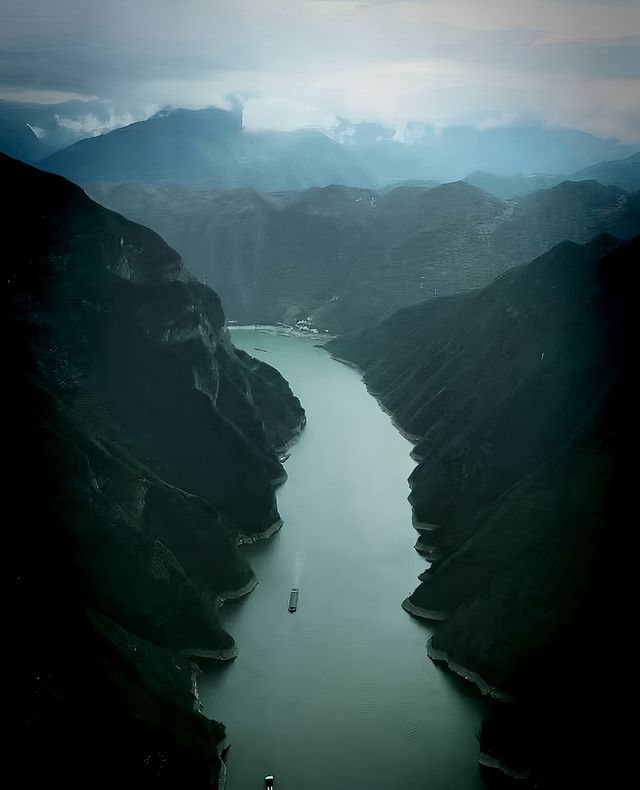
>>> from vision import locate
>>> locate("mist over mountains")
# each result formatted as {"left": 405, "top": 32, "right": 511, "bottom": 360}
{"left": 4, "top": 73, "right": 637, "bottom": 790}
{"left": 18, "top": 105, "right": 635, "bottom": 189}
{"left": 465, "top": 152, "right": 640, "bottom": 199}
{"left": 0, "top": 99, "right": 139, "bottom": 160}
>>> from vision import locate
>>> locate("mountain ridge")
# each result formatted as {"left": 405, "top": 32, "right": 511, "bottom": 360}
{"left": 30, "top": 104, "right": 637, "bottom": 187}
{"left": 326, "top": 233, "right": 634, "bottom": 785}
{"left": 87, "top": 177, "right": 640, "bottom": 332}
{"left": 6, "top": 152, "right": 305, "bottom": 787}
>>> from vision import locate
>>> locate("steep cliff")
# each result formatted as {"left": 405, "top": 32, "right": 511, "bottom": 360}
{"left": 88, "top": 178, "right": 639, "bottom": 333}
{"left": 5, "top": 153, "right": 305, "bottom": 787}
{"left": 327, "top": 235, "right": 633, "bottom": 785}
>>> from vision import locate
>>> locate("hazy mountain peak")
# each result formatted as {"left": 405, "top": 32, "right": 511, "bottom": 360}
{"left": 27, "top": 103, "right": 636, "bottom": 190}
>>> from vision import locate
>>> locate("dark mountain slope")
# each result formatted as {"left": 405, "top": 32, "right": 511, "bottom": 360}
{"left": 5, "top": 153, "right": 304, "bottom": 787}
{"left": 88, "top": 178, "right": 640, "bottom": 332}
{"left": 327, "top": 235, "right": 634, "bottom": 785}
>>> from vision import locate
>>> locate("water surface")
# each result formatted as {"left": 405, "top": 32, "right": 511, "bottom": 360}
{"left": 200, "top": 329, "right": 486, "bottom": 790}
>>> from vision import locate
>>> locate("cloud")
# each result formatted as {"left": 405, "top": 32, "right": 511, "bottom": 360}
{"left": 0, "top": 0, "right": 638, "bottom": 141}
{"left": 54, "top": 110, "right": 137, "bottom": 136}
{"left": 473, "top": 114, "right": 518, "bottom": 132}
{"left": 242, "top": 96, "right": 338, "bottom": 131}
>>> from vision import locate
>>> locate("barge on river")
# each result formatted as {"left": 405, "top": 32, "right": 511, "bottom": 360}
{"left": 288, "top": 588, "right": 299, "bottom": 612}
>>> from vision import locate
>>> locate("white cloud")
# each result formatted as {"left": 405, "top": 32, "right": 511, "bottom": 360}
{"left": 242, "top": 96, "right": 338, "bottom": 131}
{"left": 55, "top": 110, "right": 137, "bottom": 136}
{"left": 473, "top": 114, "right": 518, "bottom": 131}
{"left": 0, "top": 0, "right": 638, "bottom": 141}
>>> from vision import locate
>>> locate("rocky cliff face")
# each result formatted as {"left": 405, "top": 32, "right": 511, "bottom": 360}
{"left": 327, "top": 235, "right": 634, "bottom": 786}
{"left": 5, "top": 153, "right": 305, "bottom": 787}
{"left": 87, "top": 178, "right": 639, "bottom": 333}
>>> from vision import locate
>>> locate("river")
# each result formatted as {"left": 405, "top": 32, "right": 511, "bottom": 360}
{"left": 199, "top": 328, "right": 487, "bottom": 790}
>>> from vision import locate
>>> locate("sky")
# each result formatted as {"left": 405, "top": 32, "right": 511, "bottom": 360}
{"left": 1, "top": 0, "right": 639, "bottom": 141}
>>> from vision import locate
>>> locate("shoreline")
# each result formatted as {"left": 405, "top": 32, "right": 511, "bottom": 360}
{"left": 325, "top": 351, "right": 423, "bottom": 445}
{"left": 237, "top": 517, "right": 283, "bottom": 545}
{"left": 215, "top": 574, "right": 260, "bottom": 608}
{"left": 275, "top": 414, "right": 307, "bottom": 457}
{"left": 401, "top": 597, "right": 449, "bottom": 621}
{"left": 228, "top": 323, "right": 336, "bottom": 341}
{"left": 413, "top": 537, "right": 441, "bottom": 560}
{"left": 184, "top": 576, "right": 261, "bottom": 665}
{"left": 270, "top": 470, "right": 288, "bottom": 487}
{"left": 479, "top": 752, "right": 531, "bottom": 781}
{"left": 426, "top": 639, "right": 513, "bottom": 701}
{"left": 412, "top": 516, "right": 441, "bottom": 532}
{"left": 185, "top": 645, "right": 238, "bottom": 661}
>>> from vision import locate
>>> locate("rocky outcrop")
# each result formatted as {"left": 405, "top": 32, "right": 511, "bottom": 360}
{"left": 5, "top": 152, "right": 305, "bottom": 787}
{"left": 327, "top": 234, "right": 634, "bottom": 786}
{"left": 87, "top": 178, "right": 640, "bottom": 333}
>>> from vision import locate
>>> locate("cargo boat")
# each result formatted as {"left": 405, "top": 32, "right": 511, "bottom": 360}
{"left": 288, "top": 588, "right": 299, "bottom": 612}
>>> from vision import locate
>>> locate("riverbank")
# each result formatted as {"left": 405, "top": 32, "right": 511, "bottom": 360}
{"left": 326, "top": 349, "right": 424, "bottom": 444}
{"left": 401, "top": 598, "right": 449, "bottom": 621}
{"left": 427, "top": 639, "right": 513, "bottom": 702}
{"left": 229, "top": 323, "right": 335, "bottom": 341}
{"left": 237, "top": 517, "right": 284, "bottom": 545}
{"left": 479, "top": 752, "right": 531, "bottom": 781}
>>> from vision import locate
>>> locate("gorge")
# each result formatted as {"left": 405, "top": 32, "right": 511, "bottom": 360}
{"left": 4, "top": 0, "right": 639, "bottom": 784}
{"left": 6, "top": 145, "right": 636, "bottom": 789}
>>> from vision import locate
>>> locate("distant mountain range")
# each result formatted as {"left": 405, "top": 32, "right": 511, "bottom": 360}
{"left": 464, "top": 152, "right": 640, "bottom": 198}
{"left": 89, "top": 177, "right": 640, "bottom": 332}
{"left": 39, "top": 106, "right": 371, "bottom": 190}
{"left": 571, "top": 151, "right": 640, "bottom": 193}
{"left": 9, "top": 104, "right": 630, "bottom": 188}
{"left": 5, "top": 153, "right": 304, "bottom": 787}
{"left": 327, "top": 233, "right": 634, "bottom": 786}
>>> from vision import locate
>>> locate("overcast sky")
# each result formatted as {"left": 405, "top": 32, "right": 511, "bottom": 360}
{"left": 1, "top": 0, "right": 639, "bottom": 140}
